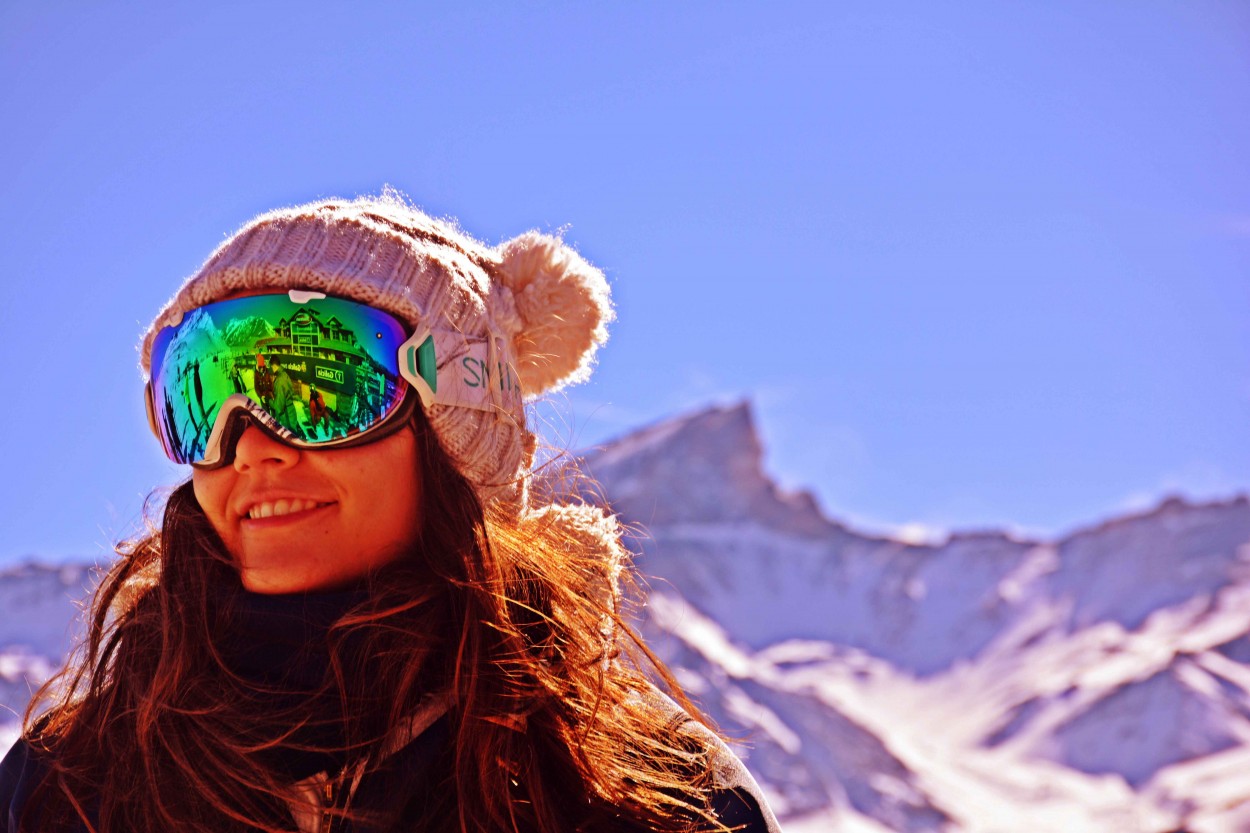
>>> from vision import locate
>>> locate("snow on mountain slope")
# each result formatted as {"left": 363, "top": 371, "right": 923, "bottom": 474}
{"left": 630, "top": 521, "right": 1042, "bottom": 675}
{"left": 588, "top": 402, "right": 1250, "bottom": 830}
{"left": 0, "top": 649, "right": 57, "bottom": 748}
{"left": 643, "top": 591, "right": 954, "bottom": 830}
{"left": 0, "top": 563, "right": 94, "bottom": 658}
{"left": 588, "top": 403, "right": 1250, "bottom": 675}
{"left": 0, "top": 563, "right": 95, "bottom": 743}
{"left": 1049, "top": 656, "right": 1250, "bottom": 786}
{"left": 1045, "top": 497, "right": 1250, "bottom": 633}
{"left": 644, "top": 587, "right": 1179, "bottom": 832}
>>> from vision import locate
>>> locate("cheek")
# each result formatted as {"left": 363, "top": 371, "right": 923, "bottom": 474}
{"left": 392, "top": 469, "right": 423, "bottom": 546}
{"left": 191, "top": 470, "right": 233, "bottom": 540}
{"left": 360, "top": 437, "right": 423, "bottom": 550}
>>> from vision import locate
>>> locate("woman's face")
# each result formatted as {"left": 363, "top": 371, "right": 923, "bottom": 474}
{"left": 192, "top": 423, "right": 423, "bottom": 594}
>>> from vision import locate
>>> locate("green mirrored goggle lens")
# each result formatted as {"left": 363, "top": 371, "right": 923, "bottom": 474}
{"left": 149, "top": 293, "right": 410, "bottom": 465}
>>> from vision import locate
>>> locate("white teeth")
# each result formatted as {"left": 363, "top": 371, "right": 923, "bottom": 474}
{"left": 247, "top": 499, "right": 322, "bottom": 520}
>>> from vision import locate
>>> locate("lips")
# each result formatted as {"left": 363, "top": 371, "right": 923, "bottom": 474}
{"left": 243, "top": 497, "right": 333, "bottom": 520}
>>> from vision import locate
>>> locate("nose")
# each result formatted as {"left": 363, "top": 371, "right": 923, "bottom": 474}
{"left": 232, "top": 423, "right": 300, "bottom": 472}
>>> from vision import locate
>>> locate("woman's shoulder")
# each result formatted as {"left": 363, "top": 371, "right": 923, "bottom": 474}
{"left": 639, "top": 687, "right": 785, "bottom": 833}
{"left": 1, "top": 737, "right": 47, "bottom": 833}
{"left": 1, "top": 732, "right": 95, "bottom": 833}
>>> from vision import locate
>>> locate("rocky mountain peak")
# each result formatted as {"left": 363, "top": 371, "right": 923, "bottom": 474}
{"left": 580, "top": 401, "right": 841, "bottom": 537}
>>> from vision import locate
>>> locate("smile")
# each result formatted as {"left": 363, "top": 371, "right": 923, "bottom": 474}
{"left": 246, "top": 498, "right": 332, "bottom": 520}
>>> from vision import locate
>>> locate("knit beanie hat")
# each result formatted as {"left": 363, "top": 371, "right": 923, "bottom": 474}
{"left": 139, "top": 192, "right": 614, "bottom": 514}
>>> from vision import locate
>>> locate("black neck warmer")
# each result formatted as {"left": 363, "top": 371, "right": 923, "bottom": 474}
{"left": 214, "top": 584, "right": 373, "bottom": 781}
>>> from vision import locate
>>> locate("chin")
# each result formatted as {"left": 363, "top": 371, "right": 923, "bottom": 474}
{"left": 236, "top": 564, "right": 321, "bottom": 595}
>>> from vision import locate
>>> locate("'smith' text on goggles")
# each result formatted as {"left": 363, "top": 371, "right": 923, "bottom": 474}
{"left": 146, "top": 290, "right": 521, "bottom": 467}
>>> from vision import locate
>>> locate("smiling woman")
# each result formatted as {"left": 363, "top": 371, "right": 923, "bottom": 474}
{"left": 193, "top": 421, "right": 424, "bottom": 594}
{"left": 0, "top": 193, "right": 781, "bottom": 833}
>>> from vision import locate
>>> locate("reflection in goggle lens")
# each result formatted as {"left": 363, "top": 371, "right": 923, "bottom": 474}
{"left": 150, "top": 294, "right": 408, "bottom": 465}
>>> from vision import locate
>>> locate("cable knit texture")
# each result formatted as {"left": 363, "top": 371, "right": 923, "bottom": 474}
{"left": 139, "top": 193, "right": 613, "bottom": 514}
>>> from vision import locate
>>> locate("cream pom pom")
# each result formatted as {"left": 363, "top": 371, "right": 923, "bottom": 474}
{"left": 496, "top": 232, "right": 614, "bottom": 396}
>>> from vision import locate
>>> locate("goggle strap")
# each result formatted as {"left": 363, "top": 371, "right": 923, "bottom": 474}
{"left": 488, "top": 335, "right": 504, "bottom": 411}
{"left": 398, "top": 327, "right": 519, "bottom": 414}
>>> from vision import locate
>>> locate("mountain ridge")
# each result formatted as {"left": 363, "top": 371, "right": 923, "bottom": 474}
{"left": 584, "top": 401, "right": 1250, "bottom": 830}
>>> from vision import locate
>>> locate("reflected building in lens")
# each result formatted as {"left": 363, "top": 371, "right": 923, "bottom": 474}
{"left": 230, "top": 307, "right": 397, "bottom": 437}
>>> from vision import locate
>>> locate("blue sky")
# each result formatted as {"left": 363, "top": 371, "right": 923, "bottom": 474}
{"left": 2, "top": 1, "right": 1247, "bottom": 564}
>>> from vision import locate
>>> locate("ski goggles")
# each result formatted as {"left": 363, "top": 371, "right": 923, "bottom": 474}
{"left": 146, "top": 290, "right": 521, "bottom": 467}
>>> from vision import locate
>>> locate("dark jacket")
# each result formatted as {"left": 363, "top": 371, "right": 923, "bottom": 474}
{"left": 0, "top": 588, "right": 782, "bottom": 832}
{"left": 1, "top": 710, "right": 780, "bottom": 832}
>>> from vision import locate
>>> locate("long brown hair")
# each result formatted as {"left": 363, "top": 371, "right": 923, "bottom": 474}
{"left": 21, "top": 406, "right": 727, "bottom": 833}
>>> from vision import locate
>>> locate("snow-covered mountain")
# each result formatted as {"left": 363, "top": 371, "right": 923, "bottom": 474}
{"left": 0, "top": 562, "right": 95, "bottom": 750}
{"left": 4, "top": 401, "right": 1249, "bottom": 832}
{"left": 581, "top": 403, "right": 1250, "bottom": 832}
{"left": 223, "top": 314, "right": 276, "bottom": 347}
